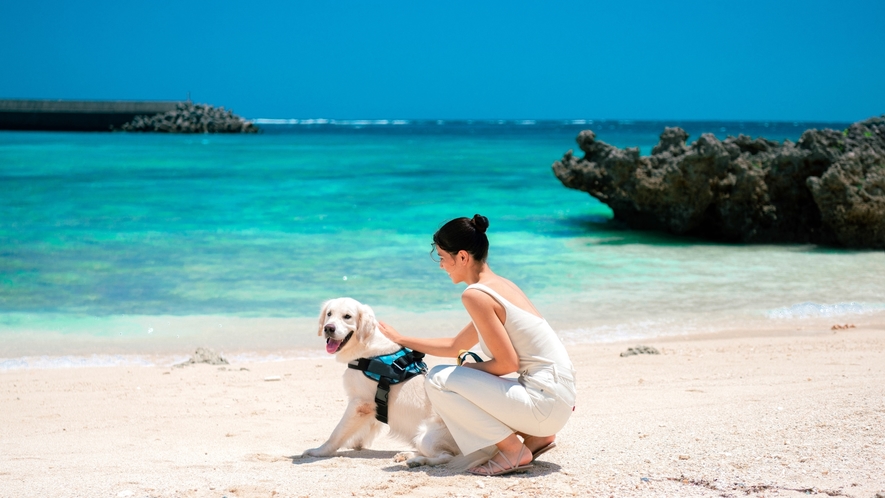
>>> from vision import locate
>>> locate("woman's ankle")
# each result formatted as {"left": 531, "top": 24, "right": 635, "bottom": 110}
{"left": 522, "top": 435, "right": 555, "bottom": 452}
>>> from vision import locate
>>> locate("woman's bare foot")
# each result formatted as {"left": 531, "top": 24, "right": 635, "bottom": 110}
{"left": 468, "top": 435, "right": 533, "bottom": 476}
{"left": 520, "top": 434, "right": 556, "bottom": 454}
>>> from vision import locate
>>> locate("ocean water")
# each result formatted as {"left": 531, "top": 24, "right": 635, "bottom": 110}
{"left": 2, "top": 119, "right": 884, "bottom": 369}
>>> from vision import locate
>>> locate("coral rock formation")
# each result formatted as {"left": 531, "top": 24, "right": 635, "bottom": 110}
{"left": 553, "top": 116, "right": 885, "bottom": 249}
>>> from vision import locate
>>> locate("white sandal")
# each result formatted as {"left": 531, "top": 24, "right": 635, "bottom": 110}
{"left": 467, "top": 445, "right": 533, "bottom": 476}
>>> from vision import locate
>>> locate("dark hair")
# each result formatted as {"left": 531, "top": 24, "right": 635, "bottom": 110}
{"left": 432, "top": 214, "right": 490, "bottom": 262}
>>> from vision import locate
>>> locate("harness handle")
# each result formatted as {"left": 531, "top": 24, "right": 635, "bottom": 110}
{"left": 457, "top": 349, "right": 484, "bottom": 366}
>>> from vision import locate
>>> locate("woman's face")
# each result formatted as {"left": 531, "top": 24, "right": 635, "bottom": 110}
{"left": 437, "top": 248, "right": 464, "bottom": 283}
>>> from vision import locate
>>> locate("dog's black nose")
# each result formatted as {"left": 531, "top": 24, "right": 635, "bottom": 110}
{"left": 324, "top": 323, "right": 336, "bottom": 334}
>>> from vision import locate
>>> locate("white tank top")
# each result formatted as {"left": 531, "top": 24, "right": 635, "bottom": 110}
{"left": 465, "top": 283, "right": 576, "bottom": 403}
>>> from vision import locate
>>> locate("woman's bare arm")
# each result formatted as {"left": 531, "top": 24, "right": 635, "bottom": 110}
{"left": 378, "top": 320, "right": 478, "bottom": 358}
{"left": 459, "top": 289, "right": 519, "bottom": 376}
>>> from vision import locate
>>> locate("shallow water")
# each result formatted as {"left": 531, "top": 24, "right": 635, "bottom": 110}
{"left": 2, "top": 119, "right": 882, "bottom": 369}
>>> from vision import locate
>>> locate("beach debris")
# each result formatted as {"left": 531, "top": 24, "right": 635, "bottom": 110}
{"left": 115, "top": 102, "right": 258, "bottom": 134}
{"left": 620, "top": 345, "right": 660, "bottom": 357}
{"left": 678, "top": 454, "right": 690, "bottom": 460}
{"left": 553, "top": 114, "right": 885, "bottom": 248}
{"left": 174, "top": 347, "right": 229, "bottom": 368}
{"left": 831, "top": 323, "right": 856, "bottom": 330}
{"left": 264, "top": 376, "right": 282, "bottom": 382}
{"left": 669, "top": 475, "right": 854, "bottom": 496}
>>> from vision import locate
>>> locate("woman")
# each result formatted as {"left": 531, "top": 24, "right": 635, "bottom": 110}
{"left": 378, "top": 214, "right": 576, "bottom": 476}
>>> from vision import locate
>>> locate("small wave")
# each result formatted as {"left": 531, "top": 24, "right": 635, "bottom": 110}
{"left": 226, "top": 350, "right": 330, "bottom": 363}
{"left": 252, "top": 118, "right": 332, "bottom": 125}
{"left": 334, "top": 119, "right": 387, "bottom": 126}
{"left": 515, "top": 120, "right": 536, "bottom": 125}
{"left": 0, "top": 354, "right": 174, "bottom": 372}
{"left": 556, "top": 319, "right": 700, "bottom": 345}
{"left": 0, "top": 349, "right": 330, "bottom": 372}
{"left": 252, "top": 118, "right": 299, "bottom": 124}
{"left": 766, "top": 302, "right": 885, "bottom": 320}
{"left": 252, "top": 119, "right": 410, "bottom": 126}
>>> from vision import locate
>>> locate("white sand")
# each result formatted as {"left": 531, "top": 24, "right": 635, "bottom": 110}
{"left": 1, "top": 324, "right": 884, "bottom": 497}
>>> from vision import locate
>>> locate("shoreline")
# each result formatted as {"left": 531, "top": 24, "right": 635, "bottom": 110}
{"left": 1, "top": 324, "right": 882, "bottom": 497}
{"left": 3, "top": 311, "right": 884, "bottom": 372}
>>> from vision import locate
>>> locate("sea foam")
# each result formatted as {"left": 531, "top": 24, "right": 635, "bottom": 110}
{"left": 0, "top": 354, "right": 174, "bottom": 372}
{"left": 766, "top": 302, "right": 885, "bottom": 320}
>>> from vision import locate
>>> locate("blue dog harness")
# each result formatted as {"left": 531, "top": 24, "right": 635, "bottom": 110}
{"left": 347, "top": 347, "right": 427, "bottom": 424}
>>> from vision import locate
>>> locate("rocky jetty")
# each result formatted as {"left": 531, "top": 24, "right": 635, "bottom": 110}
{"left": 553, "top": 115, "right": 885, "bottom": 249}
{"left": 116, "top": 102, "right": 258, "bottom": 133}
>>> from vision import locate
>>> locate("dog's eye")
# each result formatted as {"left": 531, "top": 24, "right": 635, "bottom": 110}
{"left": 327, "top": 311, "right": 331, "bottom": 316}
{"left": 343, "top": 314, "right": 352, "bottom": 319}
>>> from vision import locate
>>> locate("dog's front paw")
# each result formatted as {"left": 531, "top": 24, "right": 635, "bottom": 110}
{"left": 302, "top": 447, "right": 335, "bottom": 458}
{"left": 405, "top": 455, "right": 429, "bottom": 468}
{"left": 393, "top": 451, "right": 416, "bottom": 463}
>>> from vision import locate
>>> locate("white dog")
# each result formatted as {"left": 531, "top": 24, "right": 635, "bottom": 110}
{"left": 302, "top": 297, "right": 459, "bottom": 467}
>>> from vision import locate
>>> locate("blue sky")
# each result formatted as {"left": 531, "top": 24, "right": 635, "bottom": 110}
{"left": 1, "top": 1, "right": 883, "bottom": 121}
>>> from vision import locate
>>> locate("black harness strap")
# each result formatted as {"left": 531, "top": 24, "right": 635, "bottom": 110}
{"left": 375, "top": 377, "right": 391, "bottom": 424}
{"left": 348, "top": 348, "right": 427, "bottom": 424}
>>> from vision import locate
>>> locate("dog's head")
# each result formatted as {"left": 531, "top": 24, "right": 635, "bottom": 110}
{"left": 317, "top": 297, "right": 376, "bottom": 355}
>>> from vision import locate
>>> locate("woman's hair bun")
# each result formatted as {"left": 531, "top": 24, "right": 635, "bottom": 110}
{"left": 433, "top": 214, "right": 491, "bottom": 262}
{"left": 471, "top": 214, "right": 489, "bottom": 234}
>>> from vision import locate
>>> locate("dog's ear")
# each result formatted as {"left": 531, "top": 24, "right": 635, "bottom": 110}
{"left": 317, "top": 300, "right": 330, "bottom": 336}
{"left": 355, "top": 303, "right": 377, "bottom": 340}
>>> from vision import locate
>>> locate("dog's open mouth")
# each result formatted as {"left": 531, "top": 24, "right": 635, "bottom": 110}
{"left": 325, "top": 331, "right": 354, "bottom": 354}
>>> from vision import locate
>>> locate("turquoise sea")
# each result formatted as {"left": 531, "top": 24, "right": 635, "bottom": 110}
{"left": 2, "top": 119, "right": 884, "bottom": 369}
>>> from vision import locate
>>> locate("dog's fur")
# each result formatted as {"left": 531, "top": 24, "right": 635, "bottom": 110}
{"left": 302, "top": 297, "right": 459, "bottom": 467}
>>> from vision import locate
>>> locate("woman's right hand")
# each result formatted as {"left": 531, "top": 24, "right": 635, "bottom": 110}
{"left": 377, "top": 321, "right": 403, "bottom": 344}
{"left": 377, "top": 320, "right": 480, "bottom": 359}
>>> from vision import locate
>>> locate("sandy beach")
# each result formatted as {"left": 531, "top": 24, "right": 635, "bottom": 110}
{"left": 2, "top": 323, "right": 883, "bottom": 498}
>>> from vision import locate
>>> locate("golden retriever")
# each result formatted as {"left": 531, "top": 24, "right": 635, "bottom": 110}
{"left": 301, "top": 297, "right": 459, "bottom": 467}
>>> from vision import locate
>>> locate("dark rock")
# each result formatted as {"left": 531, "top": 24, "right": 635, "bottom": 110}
{"left": 552, "top": 115, "right": 885, "bottom": 248}
{"left": 807, "top": 144, "right": 885, "bottom": 249}
{"left": 174, "top": 347, "right": 230, "bottom": 368}
{"left": 620, "top": 345, "right": 660, "bottom": 357}
{"left": 115, "top": 102, "right": 258, "bottom": 133}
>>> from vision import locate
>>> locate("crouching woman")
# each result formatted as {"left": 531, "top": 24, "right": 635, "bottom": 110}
{"left": 379, "top": 214, "right": 576, "bottom": 476}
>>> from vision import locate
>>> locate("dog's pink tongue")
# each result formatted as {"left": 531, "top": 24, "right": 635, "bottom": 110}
{"left": 325, "top": 339, "right": 341, "bottom": 354}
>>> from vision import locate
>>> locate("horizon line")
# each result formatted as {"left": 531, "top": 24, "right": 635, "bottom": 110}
{"left": 249, "top": 117, "right": 859, "bottom": 125}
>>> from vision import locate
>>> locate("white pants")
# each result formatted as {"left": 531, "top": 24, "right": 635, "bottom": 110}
{"left": 424, "top": 364, "right": 574, "bottom": 455}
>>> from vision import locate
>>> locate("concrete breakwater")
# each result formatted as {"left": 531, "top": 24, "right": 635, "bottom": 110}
{"left": 0, "top": 99, "right": 257, "bottom": 133}
{"left": 0, "top": 100, "right": 180, "bottom": 131}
